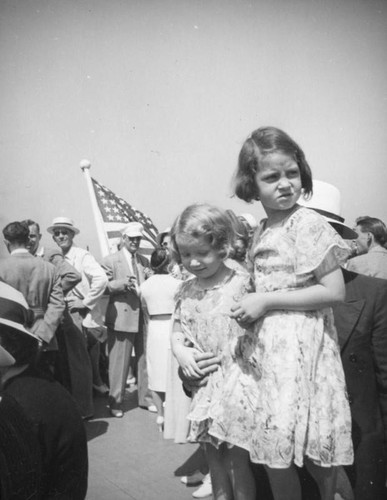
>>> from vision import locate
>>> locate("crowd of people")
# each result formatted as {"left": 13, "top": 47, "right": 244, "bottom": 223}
{"left": 0, "top": 126, "right": 386, "bottom": 500}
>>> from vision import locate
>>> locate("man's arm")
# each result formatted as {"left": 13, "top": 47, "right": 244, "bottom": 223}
{"left": 45, "top": 248, "right": 81, "bottom": 294}
{"left": 35, "top": 269, "right": 65, "bottom": 344}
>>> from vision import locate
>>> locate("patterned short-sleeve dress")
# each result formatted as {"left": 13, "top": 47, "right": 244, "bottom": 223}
{"left": 174, "top": 269, "right": 260, "bottom": 449}
{"left": 248, "top": 206, "right": 354, "bottom": 468}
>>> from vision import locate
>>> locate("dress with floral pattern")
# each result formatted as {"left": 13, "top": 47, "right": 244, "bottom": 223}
{"left": 247, "top": 207, "right": 354, "bottom": 468}
{"left": 174, "top": 269, "right": 260, "bottom": 449}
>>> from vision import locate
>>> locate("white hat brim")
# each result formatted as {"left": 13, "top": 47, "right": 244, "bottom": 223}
{"left": 0, "top": 345, "right": 15, "bottom": 367}
{"left": 0, "top": 318, "right": 39, "bottom": 339}
{"left": 47, "top": 224, "right": 80, "bottom": 235}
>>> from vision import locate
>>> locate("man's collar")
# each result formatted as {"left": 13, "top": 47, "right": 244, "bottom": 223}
{"left": 10, "top": 248, "right": 30, "bottom": 255}
{"left": 122, "top": 246, "right": 136, "bottom": 258}
{"left": 35, "top": 246, "right": 45, "bottom": 257}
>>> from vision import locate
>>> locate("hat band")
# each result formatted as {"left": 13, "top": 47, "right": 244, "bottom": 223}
{"left": 53, "top": 223, "right": 74, "bottom": 229}
{"left": 0, "top": 297, "right": 32, "bottom": 327}
{"left": 311, "top": 208, "right": 344, "bottom": 223}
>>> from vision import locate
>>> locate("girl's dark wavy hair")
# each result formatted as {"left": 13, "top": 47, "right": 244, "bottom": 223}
{"left": 233, "top": 126, "right": 313, "bottom": 203}
{"left": 150, "top": 247, "right": 171, "bottom": 274}
{"left": 170, "top": 204, "right": 233, "bottom": 265}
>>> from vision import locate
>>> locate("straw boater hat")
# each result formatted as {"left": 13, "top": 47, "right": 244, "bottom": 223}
{"left": 299, "top": 180, "right": 357, "bottom": 240}
{"left": 47, "top": 216, "right": 80, "bottom": 235}
{"left": 0, "top": 282, "right": 39, "bottom": 367}
{"left": 120, "top": 222, "right": 144, "bottom": 238}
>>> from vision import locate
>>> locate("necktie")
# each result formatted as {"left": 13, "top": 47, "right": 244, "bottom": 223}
{"left": 131, "top": 254, "right": 140, "bottom": 283}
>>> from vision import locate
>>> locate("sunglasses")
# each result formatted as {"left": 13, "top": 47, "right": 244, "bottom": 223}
{"left": 125, "top": 236, "right": 142, "bottom": 242}
{"left": 53, "top": 229, "right": 70, "bottom": 237}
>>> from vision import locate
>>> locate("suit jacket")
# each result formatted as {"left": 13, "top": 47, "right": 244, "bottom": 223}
{"left": 347, "top": 246, "right": 387, "bottom": 279}
{"left": 0, "top": 252, "right": 64, "bottom": 345}
{"left": 102, "top": 249, "right": 150, "bottom": 333}
{"left": 332, "top": 268, "right": 387, "bottom": 499}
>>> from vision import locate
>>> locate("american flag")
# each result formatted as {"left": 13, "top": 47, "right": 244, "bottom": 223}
{"left": 91, "top": 177, "right": 158, "bottom": 255}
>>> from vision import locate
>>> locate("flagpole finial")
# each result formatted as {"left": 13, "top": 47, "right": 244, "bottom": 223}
{"left": 80, "top": 159, "right": 91, "bottom": 170}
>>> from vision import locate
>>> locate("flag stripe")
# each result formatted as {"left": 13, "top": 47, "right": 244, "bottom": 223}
{"left": 92, "top": 177, "right": 159, "bottom": 255}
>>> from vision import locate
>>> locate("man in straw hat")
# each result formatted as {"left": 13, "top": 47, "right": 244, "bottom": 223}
{"left": 102, "top": 221, "right": 154, "bottom": 417}
{"left": 48, "top": 216, "right": 109, "bottom": 418}
{"left": 0, "top": 280, "right": 88, "bottom": 499}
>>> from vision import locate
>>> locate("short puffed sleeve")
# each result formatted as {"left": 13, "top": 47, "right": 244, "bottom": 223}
{"left": 294, "top": 208, "right": 351, "bottom": 279}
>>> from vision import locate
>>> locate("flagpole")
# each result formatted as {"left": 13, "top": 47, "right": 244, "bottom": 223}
{"left": 80, "top": 159, "right": 111, "bottom": 257}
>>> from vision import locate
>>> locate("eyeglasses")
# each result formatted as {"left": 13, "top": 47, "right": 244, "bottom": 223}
{"left": 53, "top": 229, "right": 70, "bottom": 237}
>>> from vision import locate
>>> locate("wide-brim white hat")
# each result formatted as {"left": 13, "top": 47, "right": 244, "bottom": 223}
{"left": 156, "top": 227, "right": 171, "bottom": 245}
{"left": 0, "top": 345, "right": 15, "bottom": 367}
{"left": 47, "top": 216, "right": 80, "bottom": 235}
{"left": 0, "top": 282, "right": 40, "bottom": 340}
{"left": 121, "top": 221, "right": 144, "bottom": 238}
{"left": 299, "top": 180, "right": 357, "bottom": 240}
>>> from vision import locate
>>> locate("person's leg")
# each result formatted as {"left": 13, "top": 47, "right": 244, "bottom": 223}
{"left": 88, "top": 339, "right": 104, "bottom": 387}
{"left": 107, "top": 330, "right": 134, "bottom": 411}
{"left": 264, "top": 464, "right": 301, "bottom": 500}
{"left": 223, "top": 446, "right": 256, "bottom": 500}
{"left": 151, "top": 390, "right": 165, "bottom": 416}
{"left": 205, "top": 443, "right": 233, "bottom": 500}
{"left": 135, "top": 329, "right": 153, "bottom": 408}
{"left": 304, "top": 459, "right": 340, "bottom": 500}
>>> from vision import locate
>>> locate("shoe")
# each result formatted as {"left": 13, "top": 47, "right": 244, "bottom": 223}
{"left": 109, "top": 408, "right": 123, "bottom": 418}
{"left": 180, "top": 471, "right": 206, "bottom": 485}
{"left": 192, "top": 474, "right": 212, "bottom": 498}
{"left": 126, "top": 376, "right": 136, "bottom": 387}
{"left": 148, "top": 404, "right": 157, "bottom": 413}
{"left": 156, "top": 415, "right": 164, "bottom": 432}
{"left": 93, "top": 383, "right": 109, "bottom": 395}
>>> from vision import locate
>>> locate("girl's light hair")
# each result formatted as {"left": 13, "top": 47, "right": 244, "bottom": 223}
{"left": 233, "top": 126, "right": 313, "bottom": 203}
{"left": 170, "top": 204, "right": 233, "bottom": 264}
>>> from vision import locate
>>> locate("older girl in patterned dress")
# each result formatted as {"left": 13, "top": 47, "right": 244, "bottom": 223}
{"left": 230, "top": 126, "right": 353, "bottom": 500}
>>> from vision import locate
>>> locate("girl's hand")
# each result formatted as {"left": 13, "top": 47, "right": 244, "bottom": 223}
{"left": 230, "top": 293, "right": 268, "bottom": 325}
{"left": 174, "top": 346, "right": 204, "bottom": 379}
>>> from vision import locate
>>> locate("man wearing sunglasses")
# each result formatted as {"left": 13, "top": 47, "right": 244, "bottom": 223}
{"left": 48, "top": 216, "right": 108, "bottom": 419}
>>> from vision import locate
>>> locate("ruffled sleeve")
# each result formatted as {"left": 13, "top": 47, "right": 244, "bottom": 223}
{"left": 295, "top": 208, "right": 351, "bottom": 279}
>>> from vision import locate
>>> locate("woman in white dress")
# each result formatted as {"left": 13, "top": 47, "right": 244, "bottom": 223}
{"left": 140, "top": 248, "right": 181, "bottom": 430}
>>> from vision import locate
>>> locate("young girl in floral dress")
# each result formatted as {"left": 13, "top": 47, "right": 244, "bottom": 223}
{"left": 171, "top": 203, "right": 258, "bottom": 500}
{"left": 230, "top": 126, "right": 353, "bottom": 500}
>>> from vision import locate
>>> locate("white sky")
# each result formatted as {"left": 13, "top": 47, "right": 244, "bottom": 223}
{"left": 1, "top": 0, "right": 386, "bottom": 259}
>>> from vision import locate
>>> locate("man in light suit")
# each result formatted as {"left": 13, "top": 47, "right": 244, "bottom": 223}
{"left": 0, "top": 221, "right": 65, "bottom": 365}
{"left": 102, "top": 221, "right": 152, "bottom": 417}
{"left": 49, "top": 216, "right": 108, "bottom": 419}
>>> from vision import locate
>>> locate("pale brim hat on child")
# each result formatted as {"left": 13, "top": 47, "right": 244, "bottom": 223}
{"left": 47, "top": 216, "right": 80, "bottom": 235}
{"left": 238, "top": 213, "right": 258, "bottom": 230}
{"left": 121, "top": 221, "right": 144, "bottom": 238}
{"left": 299, "top": 180, "right": 358, "bottom": 240}
{"left": 0, "top": 282, "right": 39, "bottom": 367}
{"left": 156, "top": 227, "right": 171, "bottom": 245}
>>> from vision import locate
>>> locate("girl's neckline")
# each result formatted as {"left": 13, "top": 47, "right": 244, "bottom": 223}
{"left": 194, "top": 266, "right": 235, "bottom": 291}
{"left": 262, "top": 204, "right": 301, "bottom": 232}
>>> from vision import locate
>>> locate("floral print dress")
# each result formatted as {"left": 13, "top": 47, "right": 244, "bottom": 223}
{"left": 247, "top": 207, "right": 354, "bottom": 468}
{"left": 174, "top": 269, "right": 260, "bottom": 449}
